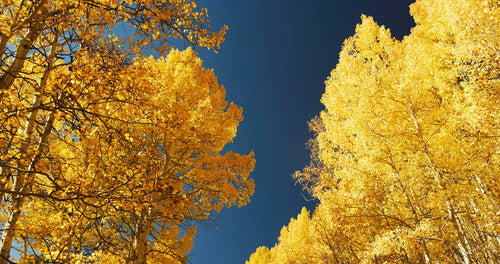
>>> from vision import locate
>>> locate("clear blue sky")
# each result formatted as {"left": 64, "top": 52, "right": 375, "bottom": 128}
{"left": 188, "top": 1, "right": 415, "bottom": 263}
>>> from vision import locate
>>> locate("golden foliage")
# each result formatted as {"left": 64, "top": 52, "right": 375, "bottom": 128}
{"left": 0, "top": 1, "right": 252, "bottom": 263}
{"left": 248, "top": 0, "right": 500, "bottom": 263}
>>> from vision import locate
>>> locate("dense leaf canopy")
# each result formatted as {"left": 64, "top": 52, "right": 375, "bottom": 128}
{"left": 0, "top": 1, "right": 254, "bottom": 263}
{"left": 247, "top": 0, "right": 500, "bottom": 263}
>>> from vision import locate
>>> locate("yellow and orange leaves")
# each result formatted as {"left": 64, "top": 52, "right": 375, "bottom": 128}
{"left": 317, "top": 7, "right": 500, "bottom": 260}
{"left": 121, "top": 0, "right": 227, "bottom": 53}
{"left": 248, "top": 0, "right": 500, "bottom": 263}
{"left": 274, "top": 208, "right": 316, "bottom": 263}
{"left": 245, "top": 246, "right": 274, "bottom": 264}
{"left": 246, "top": 208, "right": 315, "bottom": 264}
{"left": 22, "top": 48, "right": 254, "bottom": 262}
{"left": 0, "top": 0, "right": 241, "bottom": 262}
{"left": 148, "top": 225, "right": 197, "bottom": 263}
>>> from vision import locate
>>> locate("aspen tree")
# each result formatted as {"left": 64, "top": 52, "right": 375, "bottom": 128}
{"left": 248, "top": 0, "right": 500, "bottom": 263}
{"left": 1, "top": 1, "right": 254, "bottom": 263}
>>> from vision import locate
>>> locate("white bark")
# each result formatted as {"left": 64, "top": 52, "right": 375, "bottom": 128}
{"left": 0, "top": 33, "right": 57, "bottom": 263}
{"left": 0, "top": 111, "right": 54, "bottom": 264}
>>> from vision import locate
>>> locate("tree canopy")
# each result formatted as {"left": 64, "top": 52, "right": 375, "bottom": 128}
{"left": 0, "top": 1, "right": 254, "bottom": 263}
{"left": 247, "top": 0, "right": 500, "bottom": 263}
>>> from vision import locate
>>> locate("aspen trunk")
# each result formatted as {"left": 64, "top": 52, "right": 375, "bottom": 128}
{"left": 447, "top": 204, "right": 472, "bottom": 264}
{"left": 0, "top": 35, "right": 9, "bottom": 64}
{"left": 0, "top": 130, "right": 16, "bottom": 198}
{"left": 0, "top": 68, "right": 56, "bottom": 264}
{"left": 132, "top": 207, "right": 153, "bottom": 264}
{"left": 409, "top": 108, "right": 472, "bottom": 263}
{"left": 0, "top": 28, "right": 40, "bottom": 89}
{"left": 0, "top": 94, "right": 41, "bottom": 264}
{"left": 0, "top": 112, "right": 54, "bottom": 264}
{"left": 0, "top": 186, "right": 26, "bottom": 264}
{"left": 0, "top": 23, "right": 61, "bottom": 261}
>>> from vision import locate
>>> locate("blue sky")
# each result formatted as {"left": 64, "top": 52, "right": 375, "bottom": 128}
{"left": 188, "top": 1, "right": 415, "bottom": 263}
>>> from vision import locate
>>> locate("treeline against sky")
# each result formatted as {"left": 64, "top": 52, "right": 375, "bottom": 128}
{"left": 247, "top": 0, "right": 500, "bottom": 263}
{"left": 0, "top": 1, "right": 254, "bottom": 263}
